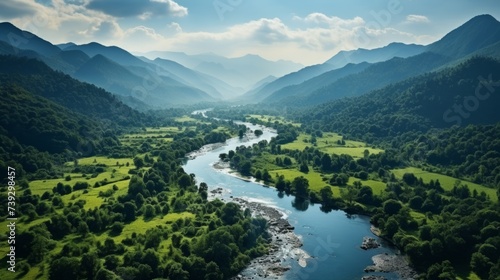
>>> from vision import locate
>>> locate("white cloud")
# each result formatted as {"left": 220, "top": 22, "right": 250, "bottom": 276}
{"left": 120, "top": 14, "right": 427, "bottom": 65}
{"left": 405, "top": 14, "right": 430, "bottom": 24}
{"left": 167, "top": 22, "right": 182, "bottom": 33}
{"left": 86, "top": 0, "right": 187, "bottom": 18}
{"left": 0, "top": 3, "right": 430, "bottom": 65}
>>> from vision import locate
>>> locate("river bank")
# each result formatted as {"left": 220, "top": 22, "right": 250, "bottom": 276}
{"left": 208, "top": 187, "right": 309, "bottom": 279}
{"left": 213, "top": 160, "right": 419, "bottom": 280}
{"left": 364, "top": 253, "right": 418, "bottom": 280}
{"left": 184, "top": 115, "right": 407, "bottom": 279}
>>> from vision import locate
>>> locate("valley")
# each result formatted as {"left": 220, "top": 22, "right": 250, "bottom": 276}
{"left": 0, "top": 8, "right": 500, "bottom": 280}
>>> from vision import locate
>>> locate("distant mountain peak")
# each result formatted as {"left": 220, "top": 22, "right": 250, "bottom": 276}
{"left": 427, "top": 14, "right": 500, "bottom": 59}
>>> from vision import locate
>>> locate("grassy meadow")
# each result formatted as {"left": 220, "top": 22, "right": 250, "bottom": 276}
{"left": 282, "top": 132, "right": 383, "bottom": 158}
{"left": 392, "top": 167, "right": 497, "bottom": 202}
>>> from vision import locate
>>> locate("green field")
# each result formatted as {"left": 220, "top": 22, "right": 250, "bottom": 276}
{"left": 392, "top": 167, "right": 497, "bottom": 202}
{"left": 246, "top": 114, "right": 301, "bottom": 127}
{"left": 282, "top": 133, "right": 383, "bottom": 158}
{"left": 270, "top": 167, "right": 339, "bottom": 194}
{"left": 94, "top": 212, "right": 195, "bottom": 244}
{"left": 347, "top": 177, "right": 386, "bottom": 195}
{"left": 174, "top": 115, "right": 207, "bottom": 123}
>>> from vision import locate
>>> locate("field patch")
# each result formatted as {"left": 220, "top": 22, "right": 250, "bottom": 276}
{"left": 347, "top": 177, "right": 386, "bottom": 195}
{"left": 392, "top": 167, "right": 497, "bottom": 202}
{"left": 282, "top": 133, "right": 383, "bottom": 158}
{"left": 270, "top": 167, "right": 330, "bottom": 192}
{"left": 246, "top": 114, "right": 301, "bottom": 127}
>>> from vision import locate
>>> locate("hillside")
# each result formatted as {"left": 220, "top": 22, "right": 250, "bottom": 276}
{"left": 263, "top": 62, "right": 371, "bottom": 103}
{"left": 245, "top": 42, "right": 425, "bottom": 102}
{"left": 143, "top": 51, "right": 303, "bottom": 89}
{"left": 262, "top": 14, "right": 500, "bottom": 107}
{"left": 299, "top": 57, "right": 500, "bottom": 139}
{"left": 0, "top": 23, "right": 217, "bottom": 107}
{"left": 288, "top": 52, "right": 451, "bottom": 106}
{"left": 0, "top": 55, "right": 145, "bottom": 126}
{"left": 427, "top": 14, "right": 500, "bottom": 59}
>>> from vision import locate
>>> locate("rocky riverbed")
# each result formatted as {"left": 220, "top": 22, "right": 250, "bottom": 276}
{"left": 208, "top": 187, "right": 308, "bottom": 279}
{"left": 364, "top": 253, "right": 418, "bottom": 280}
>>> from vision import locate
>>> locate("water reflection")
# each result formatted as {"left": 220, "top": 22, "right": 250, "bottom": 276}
{"left": 291, "top": 197, "right": 309, "bottom": 211}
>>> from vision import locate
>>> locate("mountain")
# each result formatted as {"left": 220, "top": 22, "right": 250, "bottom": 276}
{"left": 245, "top": 42, "right": 425, "bottom": 102}
{"left": 427, "top": 14, "right": 500, "bottom": 59}
{"left": 141, "top": 51, "right": 303, "bottom": 89}
{"left": 0, "top": 22, "right": 61, "bottom": 56}
{"left": 299, "top": 56, "right": 500, "bottom": 145}
{"left": 151, "top": 57, "right": 241, "bottom": 99}
{"left": 263, "top": 62, "right": 371, "bottom": 103}
{"left": 63, "top": 42, "right": 147, "bottom": 67}
{"left": 0, "top": 23, "right": 220, "bottom": 106}
{"left": 273, "top": 14, "right": 500, "bottom": 107}
{"left": 250, "top": 75, "right": 277, "bottom": 90}
{"left": 0, "top": 55, "right": 144, "bottom": 125}
{"left": 325, "top": 42, "right": 426, "bottom": 69}
{"left": 242, "top": 63, "right": 334, "bottom": 102}
{"left": 73, "top": 54, "right": 214, "bottom": 106}
{"left": 287, "top": 52, "right": 451, "bottom": 106}
{"left": 0, "top": 55, "right": 147, "bottom": 175}
{"left": 57, "top": 42, "right": 76, "bottom": 50}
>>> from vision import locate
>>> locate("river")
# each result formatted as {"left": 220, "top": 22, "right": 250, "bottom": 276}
{"left": 183, "top": 114, "right": 400, "bottom": 280}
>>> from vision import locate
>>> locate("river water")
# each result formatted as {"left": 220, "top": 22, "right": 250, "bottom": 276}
{"left": 183, "top": 116, "right": 399, "bottom": 280}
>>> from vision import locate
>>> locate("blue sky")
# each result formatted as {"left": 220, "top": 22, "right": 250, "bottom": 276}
{"left": 1, "top": 0, "right": 499, "bottom": 65}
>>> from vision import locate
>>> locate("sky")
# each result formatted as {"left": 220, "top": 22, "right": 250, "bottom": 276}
{"left": 0, "top": 0, "right": 499, "bottom": 65}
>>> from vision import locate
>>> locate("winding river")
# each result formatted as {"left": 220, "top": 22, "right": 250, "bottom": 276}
{"left": 183, "top": 113, "right": 399, "bottom": 280}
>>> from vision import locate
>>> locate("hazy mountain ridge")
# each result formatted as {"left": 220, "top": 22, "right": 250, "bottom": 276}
{"left": 325, "top": 42, "right": 426, "bottom": 68}
{"left": 299, "top": 56, "right": 500, "bottom": 143}
{"left": 244, "top": 42, "right": 426, "bottom": 102}
{"left": 0, "top": 23, "right": 230, "bottom": 106}
{"left": 263, "top": 62, "right": 372, "bottom": 103}
{"left": 267, "top": 14, "right": 500, "bottom": 107}
{"left": 0, "top": 55, "right": 145, "bottom": 125}
{"left": 142, "top": 50, "right": 303, "bottom": 90}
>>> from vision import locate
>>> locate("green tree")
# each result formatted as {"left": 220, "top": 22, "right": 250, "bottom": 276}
{"left": 178, "top": 174, "right": 193, "bottom": 189}
{"left": 221, "top": 202, "right": 242, "bottom": 225}
{"left": 320, "top": 186, "right": 333, "bottom": 203}
{"left": 292, "top": 176, "right": 309, "bottom": 199}
{"left": 133, "top": 156, "right": 144, "bottom": 169}
{"left": 81, "top": 252, "right": 101, "bottom": 280}
{"left": 123, "top": 202, "right": 137, "bottom": 222}
{"left": 95, "top": 268, "right": 120, "bottom": 280}
{"left": 383, "top": 199, "right": 403, "bottom": 215}
{"left": 49, "top": 257, "right": 80, "bottom": 280}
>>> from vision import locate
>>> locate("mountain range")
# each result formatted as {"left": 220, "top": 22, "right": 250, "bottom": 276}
{"left": 245, "top": 14, "right": 500, "bottom": 106}
{"left": 140, "top": 51, "right": 303, "bottom": 90}
{"left": 0, "top": 22, "right": 300, "bottom": 108}
{"left": 0, "top": 14, "right": 499, "bottom": 110}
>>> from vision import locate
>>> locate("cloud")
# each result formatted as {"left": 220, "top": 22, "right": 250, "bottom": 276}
{"left": 0, "top": 0, "right": 37, "bottom": 19}
{"left": 299, "top": 13, "right": 365, "bottom": 28}
{"left": 86, "top": 0, "right": 187, "bottom": 18}
{"left": 167, "top": 22, "right": 182, "bottom": 33}
{"left": 405, "top": 14, "right": 430, "bottom": 24}
{"left": 121, "top": 14, "right": 427, "bottom": 65}
{"left": 0, "top": 3, "right": 430, "bottom": 65}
